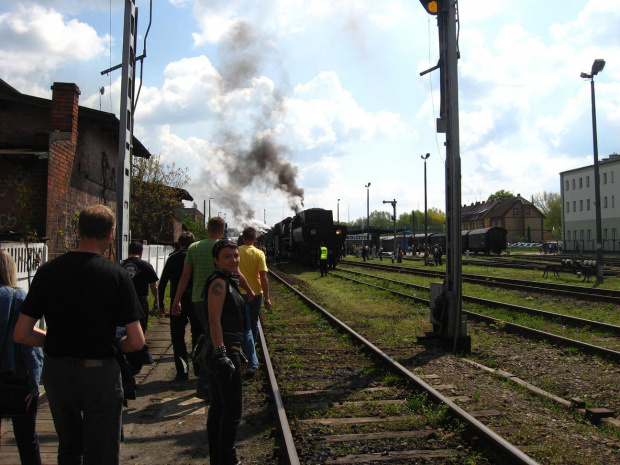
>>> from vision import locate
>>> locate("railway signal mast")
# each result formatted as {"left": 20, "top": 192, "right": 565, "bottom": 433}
{"left": 101, "top": 0, "right": 150, "bottom": 261}
{"left": 418, "top": 0, "right": 469, "bottom": 352}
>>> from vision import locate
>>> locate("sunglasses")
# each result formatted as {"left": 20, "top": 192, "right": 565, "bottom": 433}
{"left": 212, "top": 238, "right": 238, "bottom": 258}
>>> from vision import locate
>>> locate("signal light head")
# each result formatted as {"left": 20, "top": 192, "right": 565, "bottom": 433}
{"left": 420, "top": 0, "right": 438, "bottom": 15}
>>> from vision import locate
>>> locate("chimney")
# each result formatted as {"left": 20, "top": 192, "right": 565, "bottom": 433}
{"left": 50, "top": 82, "right": 81, "bottom": 142}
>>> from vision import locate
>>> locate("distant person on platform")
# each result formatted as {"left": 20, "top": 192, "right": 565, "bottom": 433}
{"left": 14, "top": 204, "right": 145, "bottom": 465}
{"left": 172, "top": 217, "right": 254, "bottom": 400}
{"left": 158, "top": 231, "right": 202, "bottom": 381}
{"left": 239, "top": 227, "right": 271, "bottom": 377}
{"left": 319, "top": 242, "right": 328, "bottom": 277}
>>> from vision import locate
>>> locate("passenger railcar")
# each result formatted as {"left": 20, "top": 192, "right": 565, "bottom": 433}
{"left": 465, "top": 227, "right": 507, "bottom": 256}
{"left": 273, "top": 208, "right": 347, "bottom": 265}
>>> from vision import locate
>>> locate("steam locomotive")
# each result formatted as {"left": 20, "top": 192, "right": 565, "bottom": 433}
{"left": 273, "top": 208, "right": 347, "bottom": 265}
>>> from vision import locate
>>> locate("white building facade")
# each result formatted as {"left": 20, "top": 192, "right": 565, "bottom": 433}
{"left": 560, "top": 154, "right": 620, "bottom": 252}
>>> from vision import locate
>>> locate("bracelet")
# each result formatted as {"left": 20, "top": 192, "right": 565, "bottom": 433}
{"left": 213, "top": 345, "right": 227, "bottom": 358}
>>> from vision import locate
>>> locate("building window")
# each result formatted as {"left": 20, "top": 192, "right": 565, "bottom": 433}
{"left": 580, "top": 230, "right": 584, "bottom": 240}
{"left": 603, "top": 172, "right": 607, "bottom": 184}
{"left": 586, "top": 176, "right": 590, "bottom": 187}
{"left": 513, "top": 208, "right": 519, "bottom": 215}
{"left": 613, "top": 196, "right": 615, "bottom": 208}
{"left": 587, "top": 199, "right": 591, "bottom": 210}
{"left": 573, "top": 201, "right": 576, "bottom": 212}
{"left": 612, "top": 172, "right": 615, "bottom": 184}
{"left": 567, "top": 231, "right": 572, "bottom": 240}
{"left": 604, "top": 197, "right": 608, "bottom": 208}
{"left": 579, "top": 200, "right": 583, "bottom": 211}
{"left": 566, "top": 202, "right": 569, "bottom": 213}
{"left": 572, "top": 179, "right": 576, "bottom": 189}
{"left": 613, "top": 228, "right": 617, "bottom": 240}
{"left": 604, "top": 229, "right": 608, "bottom": 240}
{"left": 587, "top": 229, "right": 591, "bottom": 240}
{"left": 565, "top": 180, "right": 569, "bottom": 190}
{"left": 579, "top": 178, "right": 583, "bottom": 188}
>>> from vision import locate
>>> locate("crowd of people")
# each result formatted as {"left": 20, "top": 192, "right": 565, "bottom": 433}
{"left": 1, "top": 205, "right": 271, "bottom": 465}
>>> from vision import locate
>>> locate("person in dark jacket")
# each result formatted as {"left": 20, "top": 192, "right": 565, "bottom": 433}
{"left": 204, "top": 238, "right": 247, "bottom": 465}
{"left": 158, "top": 232, "right": 202, "bottom": 380}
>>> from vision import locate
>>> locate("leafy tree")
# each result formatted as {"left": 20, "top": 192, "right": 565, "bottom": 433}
{"left": 532, "top": 191, "right": 562, "bottom": 238}
{"left": 487, "top": 190, "right": 515, "bottom": 202}
{"left": 182, "top": 211, "right": 208, "bottom": 240}
{"left": 131, "top": 156, "right": 190, "bottom": 243}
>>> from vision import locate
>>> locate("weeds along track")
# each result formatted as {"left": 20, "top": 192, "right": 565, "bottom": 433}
{"left": 265, "top": 264, "right": 620, "bottom": 464}
{"left": 335, "top": 267, "right": 620, "bottom": 356}
{"left": 263, "top": 270, "right": 534, "bottom": 464}
{"left": 340, "top": 260, "right": 620, "bottom": 305}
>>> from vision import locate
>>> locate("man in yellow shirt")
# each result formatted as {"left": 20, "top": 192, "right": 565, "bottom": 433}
{"left": 238, "top": 227, "right": 271, "bottom": 376}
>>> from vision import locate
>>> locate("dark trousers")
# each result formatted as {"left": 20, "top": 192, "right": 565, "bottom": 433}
{"left": 42, "top": 355, "right": 123, "bottom": 465}
{"left": 207, "top": 350, "right": 243, "bottom": 465}
{"left": 170, "top": 295, "right": 201, "bottom": 377}
{"left": 9, "top": 395, "right": 42, "bottom": 465}
{"left": 319, "top": 259, "right": 328, "bottom": 276}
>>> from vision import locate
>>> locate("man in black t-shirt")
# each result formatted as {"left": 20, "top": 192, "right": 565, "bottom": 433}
{"left": 14, "top": 204, "right": 145, "bottom": 465}
{"left": 122, "top": 241, "right": 159, "bottom": 333}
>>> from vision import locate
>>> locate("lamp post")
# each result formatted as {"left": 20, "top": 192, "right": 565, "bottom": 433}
{"left": 365, "top": 183, "right": 371, "bottom": 245}
{"left": 581, "top": 59, "right": 605, "bottom": 285}
{"left": 337, "top": 199, "right": 340, "bottom": 224}
{"left": 421, "top": 153, "right": 430, "bottom": 249}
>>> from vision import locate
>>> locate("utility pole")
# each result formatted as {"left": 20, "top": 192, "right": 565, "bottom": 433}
{"left": 383, "top": 199, "right": 397, "bottom": 262}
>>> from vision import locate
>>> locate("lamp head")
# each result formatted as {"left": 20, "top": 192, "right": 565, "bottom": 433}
{"left": 419, "top": 0, "right": 438, "bottom": 15}
{"left": 591, "top": 59, "right": 605, "bottom": 76}
{"left": 580, "top": 72, "right": 590, "bottom": 79}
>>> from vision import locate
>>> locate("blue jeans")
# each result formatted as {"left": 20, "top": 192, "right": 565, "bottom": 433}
{"left": 10, "top": 394, "right": 41, "bottom": 465}
{"left": 42, "top": 355, "right": 124, "bottom": 465}
{"left": 241, "top": 294, "right": 263, "bottom": 371}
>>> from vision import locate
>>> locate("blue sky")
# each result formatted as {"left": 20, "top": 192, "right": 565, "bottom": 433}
{"left": 1, "top": 0, "right": 618, "bottom": 229}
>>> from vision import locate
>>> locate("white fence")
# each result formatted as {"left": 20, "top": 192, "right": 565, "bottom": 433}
{"left": 1, "top": 242, "right": 173, "bottom": 291}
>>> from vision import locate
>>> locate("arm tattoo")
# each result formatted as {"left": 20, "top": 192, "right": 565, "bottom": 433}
{"left": 211, "top": 281, "right": 224, "bottom": 296}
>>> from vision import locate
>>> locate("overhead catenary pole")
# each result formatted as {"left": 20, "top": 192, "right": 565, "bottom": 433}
{"left": 116, "top": 0, "right": 137, "bottom": 261}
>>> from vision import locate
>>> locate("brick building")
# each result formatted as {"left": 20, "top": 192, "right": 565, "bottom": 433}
{"left": 0, "top": 79, "right": 156, "bottom": 258}
{"left": 461, "top": 194, "right": 545, "bottom": 243}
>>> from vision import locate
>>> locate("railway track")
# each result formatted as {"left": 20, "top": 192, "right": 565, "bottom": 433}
{"left": 340, "top": 259, "right": 620, "bottom": 305}
{"left": 331, "top": 267, "right": 620, "bottom": 359}
{"left": 261, "top": 266, "right": 620, "bottom": 463}
{"left": 262, "top": 269, "right": 537, "bottom": 464}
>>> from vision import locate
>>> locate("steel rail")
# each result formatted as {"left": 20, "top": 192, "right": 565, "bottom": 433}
{"left": 268, "top": 270, "right": 540, "bottom": 465}
{"left": 340, "top": 260, "right": 620, "bottom": 303}
{"left": 331, "top": 273, "right": 620, "bottom": 362}
{"left": 337, "top": 268, "right": 620, "bottom": 336}
{"left": 256, "top": 320, "right": 300, "bottom": 465}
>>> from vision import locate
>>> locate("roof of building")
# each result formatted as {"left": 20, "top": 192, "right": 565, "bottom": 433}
{"left": 0, "top": 78, "right": 151, "bottom": 159}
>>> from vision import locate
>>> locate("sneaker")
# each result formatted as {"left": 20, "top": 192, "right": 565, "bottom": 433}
{"left": 244, "top": 368, "right": 256, "bottom": 379}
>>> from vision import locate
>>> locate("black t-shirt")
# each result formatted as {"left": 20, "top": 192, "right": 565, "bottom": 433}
{"left": 122, "top": 256, "right": 159, "bottom": 299}
{"left": 20, "top": 252, "right": 144, "bottom": 359}
{"left": 158, "top": 249, "right": 192, "bottom": 306}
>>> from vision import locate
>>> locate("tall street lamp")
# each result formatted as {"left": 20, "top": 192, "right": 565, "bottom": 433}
{"left": 365, "top": 183, "right": 371, "bottom": 245}
{"left": 581, "top": 59, "right": 605, "bottom": 285}
{"left": 337, "top": 199, "right": 340, "bottom": 224}
{"left": 421, "top": 153, "right": 430, "bottom": 249}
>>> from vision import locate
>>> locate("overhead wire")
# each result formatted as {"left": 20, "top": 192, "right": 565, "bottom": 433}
{"left": 134, "top": 0, "right": 152, "bottom": 112}
{"left": 426, "top": 12, "right": 444, "bottom": 166}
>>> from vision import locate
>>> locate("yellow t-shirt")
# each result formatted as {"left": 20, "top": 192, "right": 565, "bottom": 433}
{"left": 238, "top": 245, "right": 268, "bottom": 295}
